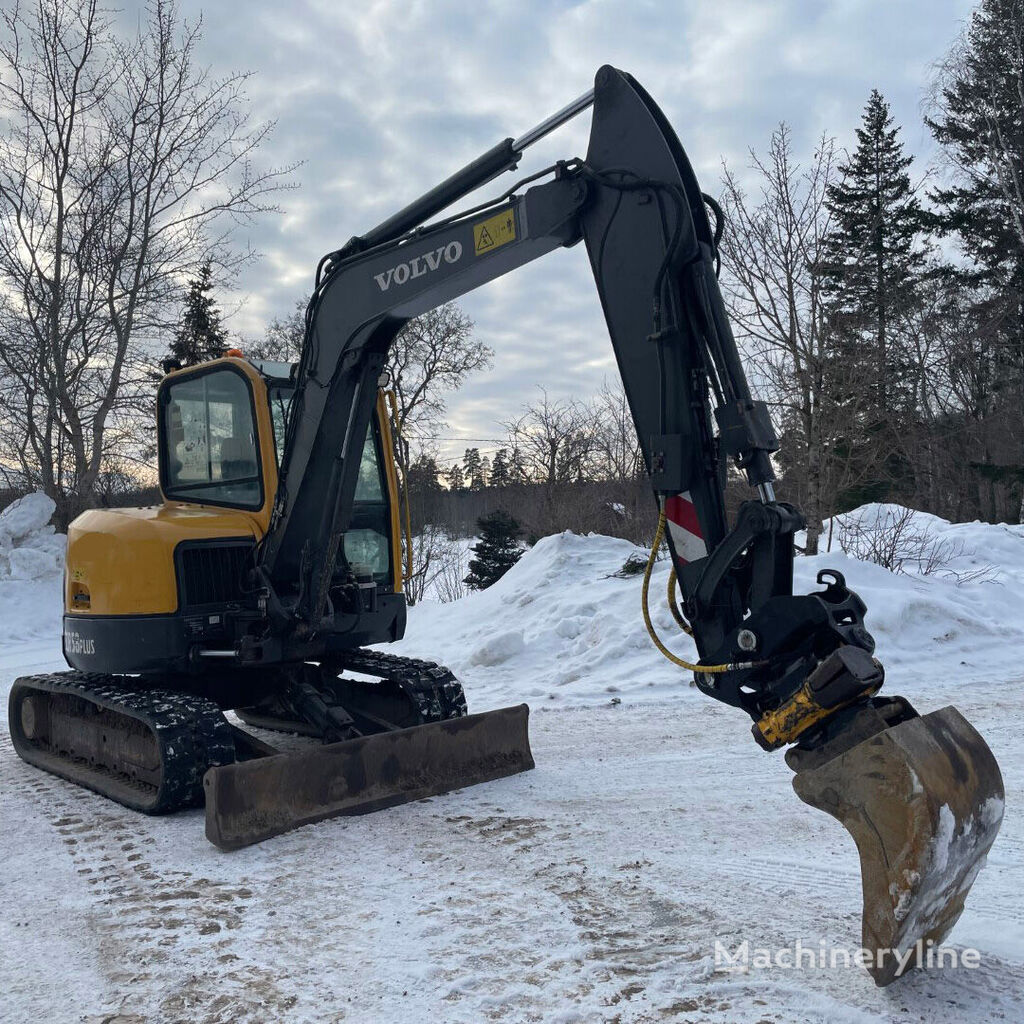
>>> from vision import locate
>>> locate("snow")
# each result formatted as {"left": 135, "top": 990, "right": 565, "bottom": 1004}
{"left": 1, "top": 500, "right": 1023, "bottom": 1021}
{"left": 467, "top": 628, "right": 527, "bottom": 667}
{"left": 393, "top": 512, "right": 1024, "bottom": 709}
{"left": 0, "top": 493, "right": 64, "bottom": 643}
{"left": 0, "top": 491, "right": 57, "bottom": 543}
{"left": 0, "top": 491, "right": 64, "bottom": 581}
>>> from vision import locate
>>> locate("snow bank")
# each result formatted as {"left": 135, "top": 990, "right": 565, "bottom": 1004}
{"left": 392, "top": 531, "right": 707, "bottom": 710}
{"left": 0, "top": 492, "right": 64, "bottom": 579}
{"left": 0, "top": 493, "right": 64, "bottom": 643}
{"left": 391, "top": 506, "right": 1024, "bottom": 710}
{"left": 821, "top": 502, "right": 1022, "bottom": 582}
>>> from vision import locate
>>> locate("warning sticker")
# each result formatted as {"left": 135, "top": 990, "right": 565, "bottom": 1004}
{"left": 473, "top": 207, "right": 516, "bottom": 256}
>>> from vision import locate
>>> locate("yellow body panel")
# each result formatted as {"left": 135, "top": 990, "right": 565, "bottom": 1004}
{"left": 66, "top": 504, "right": 263, "bottom": 615}
{"left": 64, "top": 356, "right": 404, "bottom": 617}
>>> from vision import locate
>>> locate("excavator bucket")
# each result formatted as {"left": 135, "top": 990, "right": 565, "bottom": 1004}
{"left": 790, "top": 706, "right": 1003, "bottom": 985}
{"left": 204, "top": 704, "right": 533, "bottom": 850}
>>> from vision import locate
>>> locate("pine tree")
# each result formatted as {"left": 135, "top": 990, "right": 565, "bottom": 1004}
{"left": 464, "top": 510, "right": 523, "bottom": 590}
{"left": 490, "top": 449, "right": 510, "bottom": 487}
{"left": 408, "top": 454, "right": 442, "bottom": 494}
{"left": 507, "top": 445, "right": 528, "bottom": 483}
{"left": 446, "top": 463, "right": 464, "bottom": 491}
{"left": 462, "top": 447, "right": 485, "bottom": 490}
{"left": 166, "top": 262, "right": 228, "bottom": 365}
{"left": 823, "top": 90, "right": 926, "bottom": 416}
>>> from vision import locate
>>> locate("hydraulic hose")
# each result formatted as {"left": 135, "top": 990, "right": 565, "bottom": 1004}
{"left": 385, "top": 389, "right": 415, "bottom": 584}
{"left": 641, "top": 510, "right": 758, "bottom": 674}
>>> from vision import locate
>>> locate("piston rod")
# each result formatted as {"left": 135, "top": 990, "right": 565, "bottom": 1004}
{"left": 349, "top": 88, "right": 596, "bottom": 254}
{"left": 513, "top": 88, "right": 596, "bottom": 151}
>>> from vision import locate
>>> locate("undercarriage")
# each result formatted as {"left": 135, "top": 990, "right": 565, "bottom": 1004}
{"left": 9, "top": 651, "right": 532, "bottom": 849}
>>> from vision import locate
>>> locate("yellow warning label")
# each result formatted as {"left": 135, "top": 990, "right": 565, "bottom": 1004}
{"left": 473, "top": 207, "right": 516, "bottom": 256}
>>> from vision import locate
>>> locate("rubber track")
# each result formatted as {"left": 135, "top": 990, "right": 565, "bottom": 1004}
{"left": 335, "top": 649, "right": 469, "bottom": 721}
{"left": 9, "top": 672, "right": 236, "bottom": 814}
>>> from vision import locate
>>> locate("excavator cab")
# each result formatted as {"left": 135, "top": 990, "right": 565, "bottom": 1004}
{"left": 160, "top": 363, "right": 266, "bottom": 510}
{"left": 158, "top": 358, "right": 400, "bottom": 591}
{"left": 53, "top": 355, "right": 406, "bottom": 675}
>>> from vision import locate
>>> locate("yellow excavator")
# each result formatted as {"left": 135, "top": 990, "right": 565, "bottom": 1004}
{"left": 9, "top": 66, "right": 1003, "bottom": 985}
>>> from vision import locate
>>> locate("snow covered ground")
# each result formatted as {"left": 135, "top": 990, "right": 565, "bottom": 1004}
{"left": 1, "top": 501, "right": 1023, "bottom": 1022}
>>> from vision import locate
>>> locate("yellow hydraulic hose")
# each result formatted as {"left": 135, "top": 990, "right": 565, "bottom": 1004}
{"left": 642, "top": 509, "right": 759, "bottom": 674}
{"left": 384, "top": 389, "right": 414, "bottom": 584}
{"left": 666, "top": 565, "right": 693, "bottom": 635}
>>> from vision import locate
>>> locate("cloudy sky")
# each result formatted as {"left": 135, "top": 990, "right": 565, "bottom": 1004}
{"left": 131, "top": 0, "right": 974, "bottom": 463}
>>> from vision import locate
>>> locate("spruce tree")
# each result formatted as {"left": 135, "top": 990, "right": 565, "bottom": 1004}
{"left": 464, "top": 510, "right": 523, "bottom": 590}
{"left": 822, "top": 91, "right": 926, "bottom": 505}
{"left": 927, "top": 0, "right": 1024, "bottom": 292}
{"left": 823, "top": 90, "right": 926, "bottom": 415}
{"left": 167, "top": 263, "right": 228, "bottom": 365}
{"left": 927, "top": 0, "right": 1024, "bottom": 481}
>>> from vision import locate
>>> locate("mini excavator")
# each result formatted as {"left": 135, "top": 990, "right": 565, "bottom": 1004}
{"left": 9, "top": 67, "right": 1003, "bottom": 985}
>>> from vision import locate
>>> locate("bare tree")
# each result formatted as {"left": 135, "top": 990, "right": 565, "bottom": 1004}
{"left": 0, "top": 0, "right": 291, "bottom": 526}
{"left": 590, "top": 377, "right": 642, "bottom": 483}
{"left": 719, "top": 126, "right": 870, "bottom": 552}
{"left": 503, "top": 388, "right": 595, "bottom": 486}
{"left": 386, "top": 302, "right": 492, "bottom": 475}
{"left": 248, "top": 299, "right": 490, "bottom": 488}
{"left": 405, "top": 524, "right": 468, "bottom": 605}
{"left": 247, "top": 298, "right": 306, "bottom": 362}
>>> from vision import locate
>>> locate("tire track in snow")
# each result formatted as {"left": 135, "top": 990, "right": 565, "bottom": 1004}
{"left": 5, "top": 755, "right": 295, "bottom": 1024}
{"left": 439, "top": 812, "right": 736, "bottom": 1022}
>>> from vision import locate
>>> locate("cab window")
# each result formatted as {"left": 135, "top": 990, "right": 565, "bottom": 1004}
{"left": 268, "top": 384, "right": 293, "bottom": 466}
{"left": 344, "top": 423, "right": 391, "bottom": 579}
{"left": 161, "top": 369, "right": 262, "bottom": 509}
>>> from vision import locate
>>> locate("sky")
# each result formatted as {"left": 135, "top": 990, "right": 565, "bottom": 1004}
{"left": 126, "top": 0, "right": 975, "bottom": 465}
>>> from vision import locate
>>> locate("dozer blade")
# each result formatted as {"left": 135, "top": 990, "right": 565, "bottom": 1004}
{"left": 205, "top": 704, "right": 533, "bottom": 850}
{"left": 791, "top": 706, "right": 1003, "bottom": 985}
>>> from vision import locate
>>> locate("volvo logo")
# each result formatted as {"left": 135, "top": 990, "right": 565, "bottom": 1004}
{"left": 373, "top": 241, "right": 463, "bottom": 292}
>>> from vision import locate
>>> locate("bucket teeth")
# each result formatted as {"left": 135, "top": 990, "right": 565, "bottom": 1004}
{"left": 791, "top": 706, "right": 1003, "bottom": 985}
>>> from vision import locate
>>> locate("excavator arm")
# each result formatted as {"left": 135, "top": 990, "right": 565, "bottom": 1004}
{"left": 260, "top": 67, "right": 876, "bottom": 731}
{"left": 251, "top": 66, "right": 1002, "bottom": 983}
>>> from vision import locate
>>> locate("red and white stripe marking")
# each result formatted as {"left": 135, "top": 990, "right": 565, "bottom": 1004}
{"left": 664, "top": 492, "right": 706, "bottom": 564}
